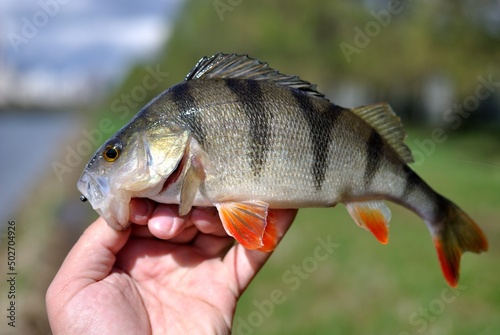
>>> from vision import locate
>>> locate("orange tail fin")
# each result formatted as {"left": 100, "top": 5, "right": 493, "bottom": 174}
{"left": 432, "top": 200, "right": 488, "bottom": 287}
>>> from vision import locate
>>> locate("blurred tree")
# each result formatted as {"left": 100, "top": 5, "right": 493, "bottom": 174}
{"left": 107, "top": 0, "right": 500, "bottom": 126}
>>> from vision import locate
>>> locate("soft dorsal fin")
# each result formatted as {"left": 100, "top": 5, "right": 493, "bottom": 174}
{"left": 352, "top": 103, "right": 414, "bottom": 163}
{"left": 185, "top": 53, "right": 326, "bottom": 99}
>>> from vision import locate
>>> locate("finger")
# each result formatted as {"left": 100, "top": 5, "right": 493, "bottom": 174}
{"left": 223, "top": 209, "right": 297, "bottom": 295}
{"left": 129, "top": 198, "right": 157, "bottom": 225}
{"left": 167, "top": 225, "right": 199, "bottom": 243}
{"left": 190, "top": 207, "right": 226, "bottom": 236}
{"left": 131, "top": 220, "right": 198, "bottom": 241}
{"left": 130, "top": 224, "right": 155, "bottom": 238}
{"left": 47, "top": 217, "right": 130, "bottom": 302}
{"left": 148, "top": 204, "right": 194, "bottom": 239}
{"left": 193, "top": 233, "right": 234, "bottom": 257}
{"left": 115, "top": 237, "right": 173, "bottom": 276}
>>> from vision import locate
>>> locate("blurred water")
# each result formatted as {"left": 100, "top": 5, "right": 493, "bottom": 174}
{"left": 0, "top": 112, "right": 78, "bottom": 228}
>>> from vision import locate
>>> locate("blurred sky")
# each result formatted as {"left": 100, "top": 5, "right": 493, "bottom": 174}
{"left": 0, "top": 0, "right": 184, "bottom": 224}
{"left": 0, "top": 0, "right": 183, "bottom": 105}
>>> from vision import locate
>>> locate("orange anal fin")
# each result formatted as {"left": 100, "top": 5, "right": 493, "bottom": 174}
{"left": 346, "top": 201, "right": 391, "bottom": 244}
{"left": 431, "top": 200, "right": 488, "bottom": 287}
{"left": 215, "top": 201, "right": 269, "bottom": 250}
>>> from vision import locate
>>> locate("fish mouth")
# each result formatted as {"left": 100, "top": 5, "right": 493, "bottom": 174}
{"left": 78, "top": 172, "right": 108, "bottom": 203}
{"left": 77, "top": 171, "right": 130, "bottom": 230}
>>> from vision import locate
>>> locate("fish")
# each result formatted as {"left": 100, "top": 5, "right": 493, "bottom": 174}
{"left": 78, "top": 52, "right": 487, "bottom": 287}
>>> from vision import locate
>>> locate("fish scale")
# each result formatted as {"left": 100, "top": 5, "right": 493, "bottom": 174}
{"left": 162, "top": 78, "right": 435, "bottom": 220}
{"left": 78, "top": 53, "right": 487, "bottom": 287}
{"left": 228, "top": 79, "right": 271, "bottom": 177}
{"left": 170, "top": 80, "right": 340, "bottom": 202}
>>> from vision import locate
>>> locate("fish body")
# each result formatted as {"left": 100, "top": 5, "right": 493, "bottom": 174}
{"left": 149, "top": 80, "right": 414, "bottom": 219}
{"left": 78, "top": 53, "right": 487, "bottom": 286}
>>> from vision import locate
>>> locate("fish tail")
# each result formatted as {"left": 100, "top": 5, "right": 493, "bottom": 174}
{"left": 431, "top": 197, "right": 488, "bottom": 287}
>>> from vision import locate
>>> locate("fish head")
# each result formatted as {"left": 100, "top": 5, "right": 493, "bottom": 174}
{"left": 77, "top": 120, "right": 190, "bottom": 230}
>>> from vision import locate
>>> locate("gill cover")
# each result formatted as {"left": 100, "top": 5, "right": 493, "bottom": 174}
{"left": 126, "top": 126, "right": 190, "bottom": 193}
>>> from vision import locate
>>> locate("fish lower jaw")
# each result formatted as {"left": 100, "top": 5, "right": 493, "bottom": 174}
{"left": 93, "top": 194, "right": 132, "bottom": 231}
{"left": 106, "top": 217, "right": 129, "bottom": 231}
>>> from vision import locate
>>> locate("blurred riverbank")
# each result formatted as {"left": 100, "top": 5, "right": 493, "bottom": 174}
{"left": 0, "top": 112, "right": 80, "bottom": 228}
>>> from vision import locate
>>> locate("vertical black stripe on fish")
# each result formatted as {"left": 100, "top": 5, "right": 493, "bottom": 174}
{"left": 292, "top": 90, "right": 340, "bottom": 191}
{"left": 401, "top": 164, "right": 420, "bottom": 200}
{"left": 225, "top": 79, "right": 269, "bottom": 177}
{"left": 364, "top": 129, "right": 384, "bottom": 188}
{"left": 170, "top": 83, "right": 206, "bottom": 145}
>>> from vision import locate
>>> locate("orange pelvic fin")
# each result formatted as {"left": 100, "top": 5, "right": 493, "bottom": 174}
{"left": 431, "top": 200, "right": 488, "bottom": 287}
{"left": 216, "top": 200, "right": 273, "bottom": 250}
{"left": 257, "top": 210, "right": 280, "bottom": 252}
{"left": 346, "top": 201, "right": 391, "bottom": 244}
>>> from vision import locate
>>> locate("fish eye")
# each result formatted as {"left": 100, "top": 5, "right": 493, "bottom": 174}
{"left": 103, "top": 144, "right": 120, "bottom": 162}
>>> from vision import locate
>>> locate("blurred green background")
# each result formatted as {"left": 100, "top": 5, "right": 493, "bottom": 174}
{"left": 1, "top": 0, "right": 499, "bottom": 334}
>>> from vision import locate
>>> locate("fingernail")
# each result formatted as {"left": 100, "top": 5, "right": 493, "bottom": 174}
{"left": 130, "top": 199, "right": 151, "bottom": 223}
{"left": 150, "top": 207, "right": 177, "bottom": 234}
{"left": 151, "top": 218, "right": 173, "bottom": 233}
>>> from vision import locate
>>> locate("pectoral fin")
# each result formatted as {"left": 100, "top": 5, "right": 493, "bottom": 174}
{"left": 346, "top": 201, "right": 391, "bottom": 244}
{"left": 216, "top": 200, "right": 277, "bottom": 251}
{"left": 179, "top": 154, "right": 206, "bottom": 216}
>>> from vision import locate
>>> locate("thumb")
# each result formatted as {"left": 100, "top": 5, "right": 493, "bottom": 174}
{"left": 47, "top": 217, "right": 130, "bottom": 301}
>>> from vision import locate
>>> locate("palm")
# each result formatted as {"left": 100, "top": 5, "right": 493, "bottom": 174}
{"left": 113, "top": 234, "right": 239, "bottom": 334}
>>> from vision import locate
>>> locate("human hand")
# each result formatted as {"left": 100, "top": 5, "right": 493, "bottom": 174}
{"left": 46, "top": 199, "right": 297, "bottom": 334}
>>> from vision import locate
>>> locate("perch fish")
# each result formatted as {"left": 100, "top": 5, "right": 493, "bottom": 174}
{"left": 78, "top": 53, "right": 487, "bottom": 287}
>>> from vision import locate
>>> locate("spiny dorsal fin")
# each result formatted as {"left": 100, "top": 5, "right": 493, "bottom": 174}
{"left": 352, "top": 103, "right": 414, "bottom": 163}
{"left": 185, "top": 53, "right": 326, "bottom": 99}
